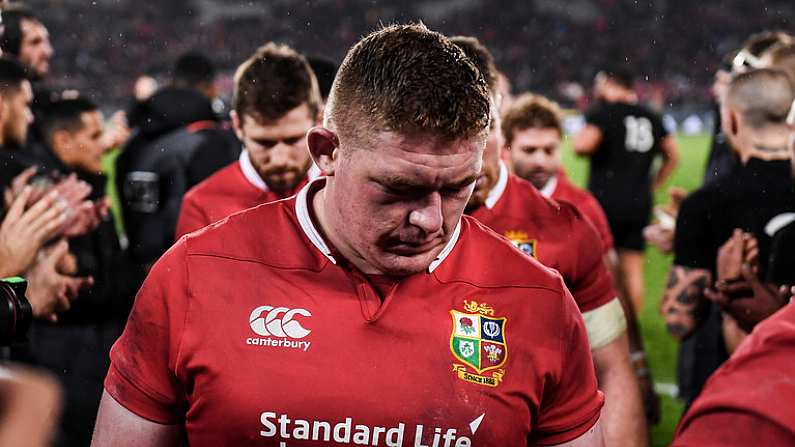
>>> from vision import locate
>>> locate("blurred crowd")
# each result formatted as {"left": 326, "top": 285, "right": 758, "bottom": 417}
{"left": 0, "top": 1, "right": 795, "bottom": 446}
{"left": 24, "top": 0, "right": 795, "bottom": 110}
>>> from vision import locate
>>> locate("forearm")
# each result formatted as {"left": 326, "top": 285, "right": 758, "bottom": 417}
{"left": 606, "top": 253, "right": 644, "bottom": 353}
{"left": 661, "top": 266, "right": 711, "bottom": 340}
{"left": 652, "top": 157, "right": 677, "bottom": 190}
{"left": 593, "top": 334, "right": 647, "bottom": 447}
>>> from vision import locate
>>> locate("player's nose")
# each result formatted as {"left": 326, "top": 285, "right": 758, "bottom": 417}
{"left": 408, "top": 191, "right": 443, "bottom": 235}
{"left": 269, "top": 143, "right": 291, "bottom": 166}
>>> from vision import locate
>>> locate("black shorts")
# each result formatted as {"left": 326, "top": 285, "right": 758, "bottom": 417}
{"left": 606, "top": 214, "right": 648, "bottom": 251}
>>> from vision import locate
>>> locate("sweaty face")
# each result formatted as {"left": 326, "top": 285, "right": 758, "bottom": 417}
{"left": 237, "top": 104, "right": 315, "bottom": 194}
{"left": 508, "top": 127, "right": 562, "bottom": 190}
{"left": 324, "top": 131, "right": 485, "bottom": 276}
{"left": 60, "top": 111, "right": 107, "bottom": 174}
{"left": 468, "top": 117, "right": 502, "bottom": 210}
{"left": 2, "top": 81, "right": 34, "bottom": 148}
{"left": 19, "top": 19, "right": 53, "bottom": 78}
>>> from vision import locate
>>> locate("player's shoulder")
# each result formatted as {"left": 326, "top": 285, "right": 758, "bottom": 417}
{"left": 554, "top": 175, "right": 593, "bottom": 205}
{"left": 677, "top": 185, "right": 716, "bottom": 218}
{"left": 437, "top": 215, "right": 567, "bottom": 293}
{"left": 508, "top": 175, "right": 562, "bottom": 214}
{"left": 184, "top": 160, "right": 241, "bottom": 200}
{"left": 178, "top": 197, "right": 320, "bottom": 269}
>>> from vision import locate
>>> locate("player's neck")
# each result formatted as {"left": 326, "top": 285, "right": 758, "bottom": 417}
{"left": 737, "top": 129, "right": 791, "bottom": 163}
{"left": 310, "top": 181, "right": 380, "bottom": 275}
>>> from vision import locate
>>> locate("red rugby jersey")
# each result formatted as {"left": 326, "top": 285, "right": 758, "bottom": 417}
{"left": 175, "top": 151, "right": 313, "bottom": 239}
{"left": 545, "top": 172, "right": 614, "bottom": 254}
{"left": 470, "top": 162, "right": 615, "bottom": 313}
{"left": 673, "top": 302, "right": 795, "bottom": 446}
{"left": 106, "top": 178, "right": 603, "bottom": 446}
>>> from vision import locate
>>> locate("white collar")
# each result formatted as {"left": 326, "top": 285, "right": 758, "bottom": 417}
{"left": 294, "top": 177, "right": 462, "bottom": 272}
{"left": 484, "top": 160, "right": 509, "bottom": 209}
{"left": 239, "top": 148, "right": 323, "bottom": 193}
{"left": 239, "top": 149, "right": 269, "bottom": 192}
{"left": 539, "top": 175, "right": 558, "bottom": 198}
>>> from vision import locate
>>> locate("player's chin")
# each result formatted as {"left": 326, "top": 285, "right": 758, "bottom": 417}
{"left": 266, "top": 174, "right": 301, "bottom": 193}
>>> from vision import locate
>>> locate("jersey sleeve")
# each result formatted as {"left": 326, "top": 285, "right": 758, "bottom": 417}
{"left": 175, "top": 191, "right": 209, "bottom": 240}
{"left": 579, "top": 195, "right": 615, "bottom": 254}
{"left": 532, "top": 282, "right": 604, "bottom": 445}
{"left": 673, "top": 311, "right": 795, "bottom": 445}
{"left": 103, "top": 241, "right": 190, "bottom": 424}
{"left": 566, "top": 204, "right": 617, "bottom": 312}
{"left": 673, "top": 410, "right": 795, "bottom": 446}
{"left": 673, "top": 190, "right": 714, "bottom": 269}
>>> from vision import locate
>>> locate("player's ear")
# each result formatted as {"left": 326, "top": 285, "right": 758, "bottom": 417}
{"left": 51, "top": 129, "right": 72, "bottom": 154}
{"left": 728, "top": 108, "right": 739, "bottom": 136}
{"left": 230, "top": 110, "right": 245, "bottom": 142}
{"left": 307, "top": 126, "right": 339, "bottom": 176}
{"left": 0, "top": 97, "right": 7, "bottom": 124}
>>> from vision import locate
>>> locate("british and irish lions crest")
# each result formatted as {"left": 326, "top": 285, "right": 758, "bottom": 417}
{"left": 449, "top": 300, "right": 508, "bottom": 387}
{"left": 504, "top": 230, "right": 538, "bottom": 258}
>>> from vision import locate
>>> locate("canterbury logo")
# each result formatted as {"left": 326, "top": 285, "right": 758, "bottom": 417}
{"left": 249, "top": 306, "right": 312, "bottom": 339}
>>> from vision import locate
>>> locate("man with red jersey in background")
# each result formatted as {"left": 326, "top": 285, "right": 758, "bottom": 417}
{"left": 92, "top": 24, "right": 604, "bottom": 446}
{"left": 451, "top": 36, "right": 645, "bottom": 446}
{"left": 501, "top": 92, "right": 660, "bottom": 426}
{"left": 175, "top": 43, "right": 320, "bottom": 238}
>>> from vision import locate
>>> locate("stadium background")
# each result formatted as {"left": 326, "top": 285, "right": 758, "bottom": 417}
{"left": 30, "top": 1, "right": 787, "bottom": 445}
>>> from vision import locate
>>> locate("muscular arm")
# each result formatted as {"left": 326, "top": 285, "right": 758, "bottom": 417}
{"left": 573, "top": 125, "right": 603, "bottom": 156}
{"left": 0, "top": 366, "right": 62, "bottom": 447}
{"left": 591, "top": 333, "right": 646, "bottom": 447}
{"left": 540, "top": 419, "right": 604, "bottom": 447}
{"left": 91, "top": 391, "right": 181, "bottom": 447}
{"left": 660, "top": 265, "right": 712, "bottom": 340}
{"left": 652, "top": 135, "right": 680, "bottom": 190}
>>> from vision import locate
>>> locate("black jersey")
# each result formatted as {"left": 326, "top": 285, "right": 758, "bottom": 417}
{"left": 767, "top": 219, "right": 795, "bottom": 286}
{"left": 585, "top": 101, "right": 668, "bottom": 221}
{"left": 673, "top": 158, "right": 795, "bottom": 403}
{"left": 702, "top": 102, "right": 737, "bottom": 186}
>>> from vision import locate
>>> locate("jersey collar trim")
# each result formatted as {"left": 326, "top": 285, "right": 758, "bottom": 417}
{"left": 428, "top": 220, "right": 462, "bottom": 273}
{"left": 539, "top": 175, "right": 558, "bottom": 198}
{"left": 484, "top": 160, "right": 509, "bottom": 209}
{"left": 239, "top": 148, "right": 269, "bottom": 192}
{"left": 294, "top": 177, "right": 461, "bottom": 272}
{"left": 295, "top": 178, "right": 337, "bottom": 264}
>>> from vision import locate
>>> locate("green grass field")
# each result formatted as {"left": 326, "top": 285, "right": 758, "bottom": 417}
{"left": 561, "top": 134, "right": 711, "bottom": 446}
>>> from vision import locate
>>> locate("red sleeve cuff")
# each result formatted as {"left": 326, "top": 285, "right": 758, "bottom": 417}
{"left": 104, "top": 364, "right": 184, "bottom": 425}
{"left": 533, "top": 393, "right": 603, "bottom": 445}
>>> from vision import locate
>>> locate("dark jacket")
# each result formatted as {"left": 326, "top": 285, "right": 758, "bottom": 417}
{"left": 116, "top": 87, "right": 239, "bottom": 266}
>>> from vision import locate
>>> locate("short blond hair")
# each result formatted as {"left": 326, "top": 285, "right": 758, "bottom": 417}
{"left": 501, "top": 93, "right": 564, "bottom": 145}
{"left": 326, "top": 24, "right": 491, "bottom": 144}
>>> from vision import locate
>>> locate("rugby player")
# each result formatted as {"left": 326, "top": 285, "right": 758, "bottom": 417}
{"left": 451, "top": 37, "right": 641, "bottom": 446}
{"left": 92, "top": 24, "right": 604, "bottom": 446}
{"left": 574, "top": 67, "right": 680, "bottom": 314}
{"left": 20, "top": 96, "right": 135, "bottom": 446}
{"left": 672, "top": 90, "right": 795, "bottom": 443}
{"left": 671, "top": 300, "right": 795, "bottom": 445}
{"left": 704, "top": 32, "right": 792, "bottom": 185}
{"left": 661, "top": 68, "right": 795, "bottom": 404}
{"left": 174, "top": 43, "right": 321, "bottom": 238}
{"left": 500, "top": 92, "right": 660, "bottom": 426}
